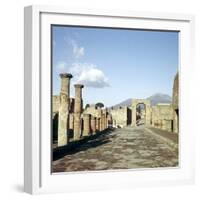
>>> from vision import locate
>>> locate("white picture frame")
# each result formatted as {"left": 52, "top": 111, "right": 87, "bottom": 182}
{"left": 24, "top": 5, "right": 195, "bottom": 194}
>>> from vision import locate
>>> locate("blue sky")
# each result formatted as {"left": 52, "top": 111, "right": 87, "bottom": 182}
{"left": 52, "top": 26, "right": 178, "bottom": 107}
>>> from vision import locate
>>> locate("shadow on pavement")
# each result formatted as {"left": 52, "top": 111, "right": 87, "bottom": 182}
{"left": 53, "top": 128, "right": 116, "bottom": 161}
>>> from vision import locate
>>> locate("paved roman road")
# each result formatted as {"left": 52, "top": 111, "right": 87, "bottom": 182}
{"left": 52, "top": 126, "right": 178, "bottom": 173}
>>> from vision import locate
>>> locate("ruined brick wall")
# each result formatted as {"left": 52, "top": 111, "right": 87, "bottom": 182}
{"left": 172, "top": 73, "right": 179, "bottom": 110}
{"left": 110, "top": 107, "right": 128, "bottom": 127}
{"left": 152, "top": 104, "right": 174, "bottom": 131}
{"left": 52, "top": 95, "right": 75, "bottom": 115}
{"left": 152, "top": 104, "right": 173, "bottom": 121}
{"left": 52, "top": 95, "right": 60, "bottom": 116}
{"left": 83, "top": 106, "right": 101, "bottom": 118}
{"left": 172, "top": 73, "right": 179, "bottom": 133}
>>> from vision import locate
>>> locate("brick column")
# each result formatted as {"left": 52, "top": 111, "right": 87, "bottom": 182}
{"left": 83, "top": 114, "right": 91, "bottom": 136}
{"left": 91, "top": 116, "right": 96, "bottom": 134}
{"left": 73, "top": 84, "right": 84, "bottom": 140}
{"left": 58, "top": 73, "right": 73, "bottom": 147}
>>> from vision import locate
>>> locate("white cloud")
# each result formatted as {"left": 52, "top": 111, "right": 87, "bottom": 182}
{"left": 73, "top": 45, "right": 85, "bottom": 58}
{"left": 69, "top": 63, "right": 110, "bottom": 88}
{"left": 67, "top": 38, "right": 85, "bottom": 59}
{"left": 55, "top": 61, "right": 67, "bottom": 71}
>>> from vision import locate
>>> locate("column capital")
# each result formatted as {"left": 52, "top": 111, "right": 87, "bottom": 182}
{"left": 60, "top": 73, "right": 73, "bottom": 79}
{"left": 74, "top": 84, "right": 84, "bottom": 88}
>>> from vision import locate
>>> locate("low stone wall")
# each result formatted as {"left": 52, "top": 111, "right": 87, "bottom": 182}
{"left": 151, "top": 104, "right": 173, "bottom": 132}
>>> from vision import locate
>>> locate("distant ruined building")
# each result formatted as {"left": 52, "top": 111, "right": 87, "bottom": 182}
{"left": 110, "top": 106, "right": 132, "bottom": 128}
{"left": 52, "top": 72, "right": 179, "bottom": 147}
{"left": 172, "top": 73, "right": 179, "bottom": 133}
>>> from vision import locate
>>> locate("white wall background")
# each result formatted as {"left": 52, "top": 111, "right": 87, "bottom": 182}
{"left": 0, "top": 0, "right": 199, "bottom": 199}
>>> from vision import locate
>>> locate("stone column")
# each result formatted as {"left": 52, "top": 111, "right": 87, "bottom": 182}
{"left": 58, "top": 73, "right": 73, "bottom": 147}
{"left": 69, "top": 113, "right": 74, "bottom": 130}
{"left": 101, "top": 113, "right": 104, "bottom": 130}
{"left": 113, "top": 119, "right": 116, "bottom": 127}
{"left": 91, "top": 116, "right": 96, "bottom": 134}
{"left": 131, "top": 106, "right": 137, "bottom": 126}
{"left": 83, "top": 114, "right": 91, "bottom": 136}
{"left": 107, "top": 114, "right": 112, "bottom": 128}
{"left": 104, "top": 108, "right": 108, "bottom": 129}
{"left": 97, "top": 108, "right": 102, "bottom": 131}
{"left": 105, "top": 114, "right": 108, "bottom": 129}
{"left": 96, "top": 117, "right": 100, "bottom": 132}
{"left": 100, "top": 117, "right": 103, "bottom": 131}
{"left": 103, "top": 113, "right": 106, "bottom": 130}
{"left": 105, "top": 113, "right": 107, "bottom": 129}
{"left": 100, "top": 113, "right": 105, "bottom": 131}
{"left": 73, "top": 84, "right": 84, "bottom": 140}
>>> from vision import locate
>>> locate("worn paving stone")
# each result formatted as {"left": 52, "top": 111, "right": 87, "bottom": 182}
{"left": 52, "top": 126, "right": 178, "bottom": 173}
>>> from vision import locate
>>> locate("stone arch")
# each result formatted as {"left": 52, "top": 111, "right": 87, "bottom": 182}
{"left": 132, "top": 99, "right": 151, "bottom": 126}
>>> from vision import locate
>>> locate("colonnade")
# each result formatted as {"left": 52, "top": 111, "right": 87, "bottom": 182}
{"left": 58, "top": 73, "right": 109, "bottom": 147}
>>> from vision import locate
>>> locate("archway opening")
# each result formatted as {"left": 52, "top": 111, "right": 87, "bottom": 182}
{"left": 136, "top": 103, "right": 146, "bottom": 126}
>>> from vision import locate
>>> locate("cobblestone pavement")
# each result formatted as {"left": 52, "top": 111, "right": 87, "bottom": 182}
{"left": 52, "top": 126, "right": 178, "bottom": 173}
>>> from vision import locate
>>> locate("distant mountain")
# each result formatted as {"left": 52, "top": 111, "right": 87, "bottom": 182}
{"left": 147, "top": 93, "right": 172, "bottom": 106}
{"left": 111, "top": 93, "right": 172, "bottom": 108}
{"left": 111, "top": 98, "right": 132, "bottom": 109}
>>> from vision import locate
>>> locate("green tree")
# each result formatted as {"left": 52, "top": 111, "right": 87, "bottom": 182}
{"left": 85, "top": 104, "right": 90, "bottom": 109}
{"left": 95, "top": 102, "right": 104, "bottom": 108}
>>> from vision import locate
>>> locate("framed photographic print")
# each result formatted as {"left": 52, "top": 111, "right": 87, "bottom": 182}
{"left": 24, "top": 5, "right": 195, "bottom": 194}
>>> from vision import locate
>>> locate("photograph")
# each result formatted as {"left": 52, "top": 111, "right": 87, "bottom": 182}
{"left": 51, "top": 25, "right": 179, "bottom": 173}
